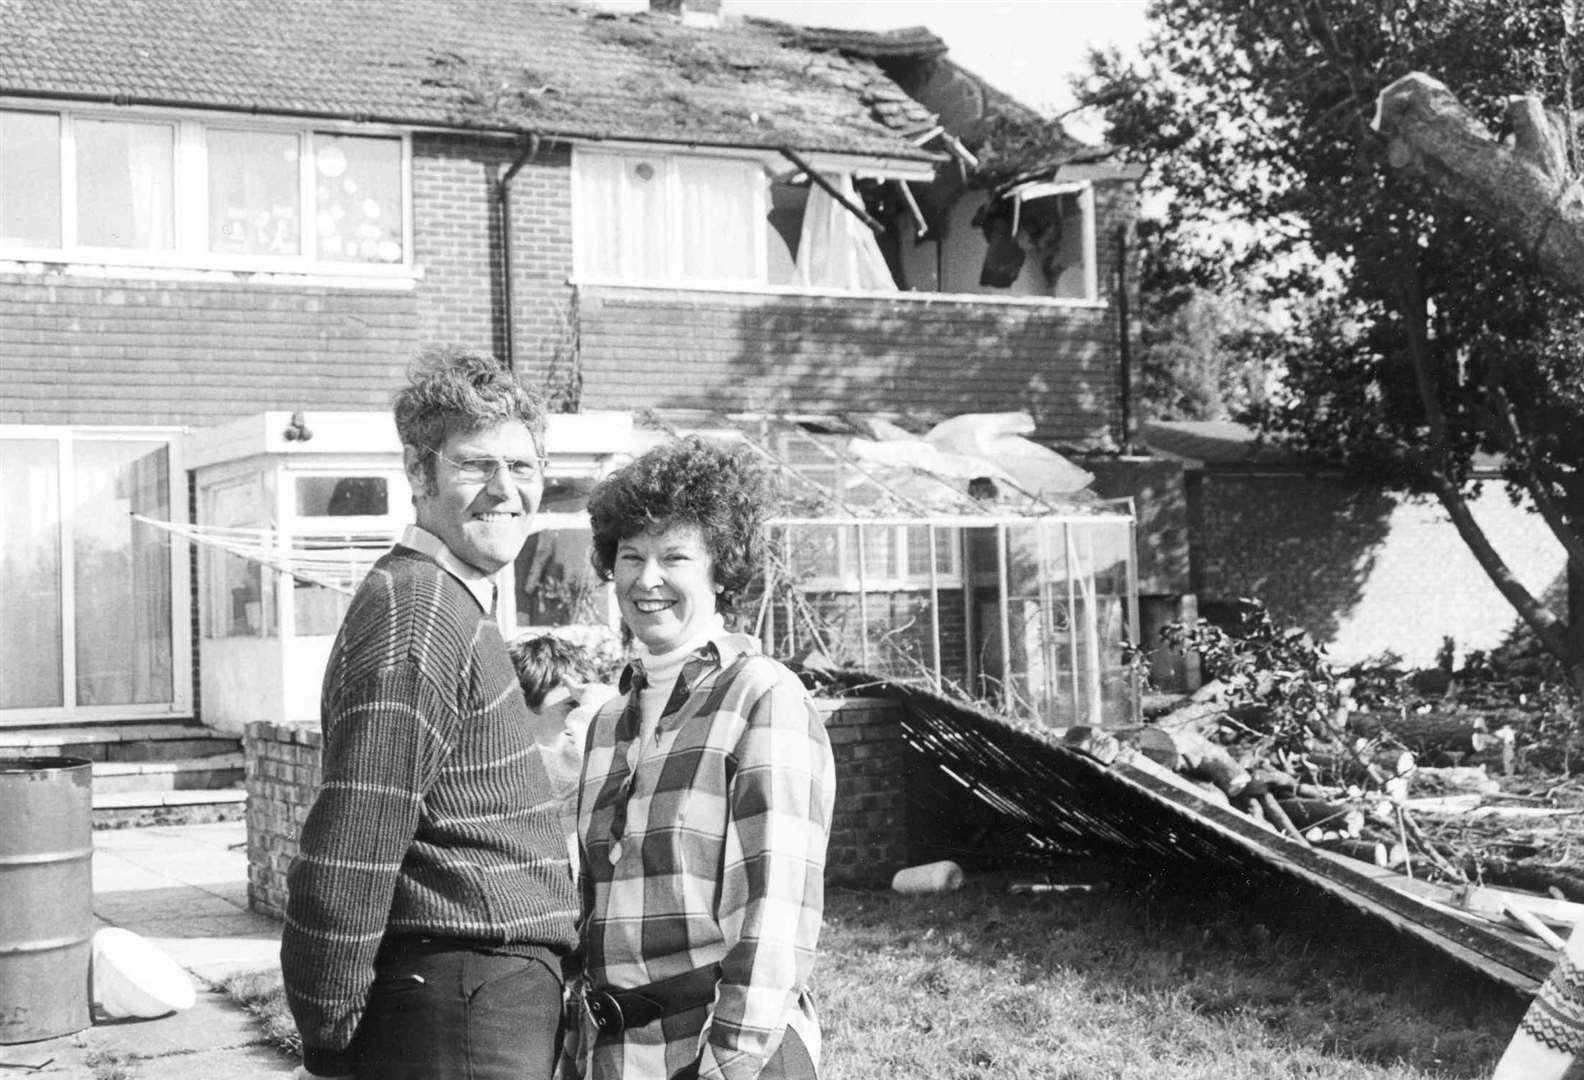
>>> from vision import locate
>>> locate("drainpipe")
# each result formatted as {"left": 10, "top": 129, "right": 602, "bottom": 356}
{"left": 1115, "top": 224, "right": 1133, "bottom": 454}
{"left": 496, "top": 135, "right": 540, "bottom": 371}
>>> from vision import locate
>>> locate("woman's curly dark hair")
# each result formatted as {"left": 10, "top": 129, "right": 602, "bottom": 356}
{"left": 588, "top": 436, "right": 773, "bottom": 615}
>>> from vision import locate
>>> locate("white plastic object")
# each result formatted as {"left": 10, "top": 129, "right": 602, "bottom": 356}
{"left": 91, "top": 927, "right": 196, "bottom": 1019}
{"left": 890, "top": 860, "right": 965, "bottom": 894}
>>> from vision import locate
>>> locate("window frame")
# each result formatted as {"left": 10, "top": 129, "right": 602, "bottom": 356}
{"left": 0, "top": 423, "right": 193, "bottom": 723}
{"left": 782, "top": 521, "right": 964, "bottom": 593}
{"left": 570, "top": 141, "right": 1103, "bottom": 307}
{"left": 0, "top": 103, "right": 414, "bottom": 278}
{"left": 571, "top": 145, "right": 771, "bottom": 288}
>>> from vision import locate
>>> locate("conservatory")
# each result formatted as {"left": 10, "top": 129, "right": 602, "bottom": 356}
{"left": 161, "top": 408, "right": 1139, "bottom": 731}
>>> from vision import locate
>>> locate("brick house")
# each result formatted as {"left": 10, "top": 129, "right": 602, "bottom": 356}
{"left": 0, "top": 0, "right": 1141, "bottom": 747}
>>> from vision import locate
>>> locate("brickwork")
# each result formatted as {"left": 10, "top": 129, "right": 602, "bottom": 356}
{"left": 1190, "top": 472, "right": 1568, "bottom": 669}
{"left": 576, "top": 285, "right": 1117, "bottom": 445}
{"left": 243, "top": 720, "right": 322, "bottom": 920}
{"left": 818, "top": 697, "right": 913, "bottom": 887}
{"left": 243, "top": 696, "right": 916, "bottom": 916}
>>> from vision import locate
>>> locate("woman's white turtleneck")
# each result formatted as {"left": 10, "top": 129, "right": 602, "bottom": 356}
{"left": 632, "top": 612, "right": 726, "bottom": 743}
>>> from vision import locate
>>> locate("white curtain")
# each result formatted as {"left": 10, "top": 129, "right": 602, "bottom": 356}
{"left": 576, "top": 152, "right": 667, "bottom": 279}
{"left": 577, "top": 152, "right": 758, "bottom": 282}
{"left": 793, "top": 173, "right": 896, "bottom": 292}
{"left": 673, "top": 156, "right": 759, "bottom": 281}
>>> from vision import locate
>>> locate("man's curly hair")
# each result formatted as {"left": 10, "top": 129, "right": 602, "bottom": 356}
{"left": 393, "top": 346, "right": 546, "bottom": 491}
{"left": 587, "top": 436, "right": 773, "bottom": 615}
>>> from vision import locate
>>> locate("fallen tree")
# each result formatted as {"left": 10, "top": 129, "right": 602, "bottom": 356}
{"left": 1373, "top": 72, "right": 1584, "bottom": 302}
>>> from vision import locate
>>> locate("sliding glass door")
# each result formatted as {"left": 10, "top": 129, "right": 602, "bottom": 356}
{"left": 0, "top": 429, "right": 189, "bottom": 722}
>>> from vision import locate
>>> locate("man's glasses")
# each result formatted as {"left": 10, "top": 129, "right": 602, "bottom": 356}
{"left": 428, "top": 448, "right": 546, "bottom": 484}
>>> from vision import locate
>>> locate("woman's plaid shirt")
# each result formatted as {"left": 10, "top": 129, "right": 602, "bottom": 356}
{"left": 572, "top": 634, "right": 835, "bottom": 1080}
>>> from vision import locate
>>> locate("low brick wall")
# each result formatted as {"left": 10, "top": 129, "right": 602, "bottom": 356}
{"left": 243, "top": 696, "right": 914, "bottom": 917}
{"left": 244, "top": 720, "right": 322, "bottom": 920}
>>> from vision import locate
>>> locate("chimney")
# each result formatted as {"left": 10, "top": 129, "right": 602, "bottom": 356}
{"left": 650, "top": 0, "right": 722, "bottom": 29}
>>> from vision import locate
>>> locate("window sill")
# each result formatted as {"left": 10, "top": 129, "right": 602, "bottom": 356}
{"left": 572, "top": 276, "right": 1107, "bottom": 311}
{"left": 0, "top": 255, "right": 423, "bottom": 290}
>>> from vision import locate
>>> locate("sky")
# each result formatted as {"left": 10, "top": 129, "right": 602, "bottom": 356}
{"left": 727, "top": 0, "right": 1153, "bottom": 125}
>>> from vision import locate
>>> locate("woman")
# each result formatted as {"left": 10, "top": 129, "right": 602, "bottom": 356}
{"left": 567, "top": 436, "right": 836, "bottom": 1080}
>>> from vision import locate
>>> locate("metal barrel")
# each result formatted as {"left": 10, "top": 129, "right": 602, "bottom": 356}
{"left": 0, "top": 757, "right": 94, "bottom": 1044}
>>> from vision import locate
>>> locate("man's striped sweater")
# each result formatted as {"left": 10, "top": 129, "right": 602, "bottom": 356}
{"left": 280, "top": 544, "right": 579, "bottom": 1076}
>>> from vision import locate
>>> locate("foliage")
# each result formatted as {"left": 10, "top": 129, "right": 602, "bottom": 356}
{"left": 1160, "top": 599, "right": 1344, "bottom": 752}
{"left": 1135, "top": 284, "right": 1284, "bottom": 422}
{"left": 1093, "top": 0, "right": 1584, "bottom": 690}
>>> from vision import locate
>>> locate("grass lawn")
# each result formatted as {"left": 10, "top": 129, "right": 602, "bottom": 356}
{"left": 817, "top": 868, "right": 1524, "bottom": 1079}
{"left": 225, "top": 867, "right": 1533, "bottom": 1079}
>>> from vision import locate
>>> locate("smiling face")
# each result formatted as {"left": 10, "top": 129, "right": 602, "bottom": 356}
{"left": 405, "top": 419, "right": 543, "bottom": 575}
{"left": 614, "top": 522, "right": 721, "bottom": 654}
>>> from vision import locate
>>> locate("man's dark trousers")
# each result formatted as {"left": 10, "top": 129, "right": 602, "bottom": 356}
{"left": 353, "top": 939, "right": 563, "bottom": 1079}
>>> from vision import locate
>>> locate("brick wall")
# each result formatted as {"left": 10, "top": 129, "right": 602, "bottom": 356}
{"left": 576, "top": 285, "right": 1117, "bottom": 445}
{"left": 243, "top": 696, "right": 916, "bottom": 916}
{"left": 1190, "top": 471, "right": 1568, "bottom": 669}
{"left": 244, "top": 720, "right": 321, "bottom": 920}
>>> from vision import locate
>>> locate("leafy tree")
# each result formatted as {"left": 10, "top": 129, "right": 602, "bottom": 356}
{"left": 1091, "top": 1, "right": 1584, "bottom": 700}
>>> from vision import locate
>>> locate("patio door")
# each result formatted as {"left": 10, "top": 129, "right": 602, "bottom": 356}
{"left": 0, "top": 429, "right": 191, "bottom": 724}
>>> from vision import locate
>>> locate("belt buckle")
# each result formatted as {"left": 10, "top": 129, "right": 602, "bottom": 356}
{"left": 585, "top": 988, "right": 626, "bottom": 1034}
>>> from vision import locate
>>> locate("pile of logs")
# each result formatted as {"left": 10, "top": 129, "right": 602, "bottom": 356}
{"left": 1066, "top": 679, "right": 1521, "bottom": 884}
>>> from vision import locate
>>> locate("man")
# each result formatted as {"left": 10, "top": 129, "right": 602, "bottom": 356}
{"left": 281, "top": 348, "right": 579, "bottom": 1080}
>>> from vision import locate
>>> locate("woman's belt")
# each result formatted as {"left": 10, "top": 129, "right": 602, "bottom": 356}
{"left": 584, "top": 963, "right": 720, "bottom": 1034}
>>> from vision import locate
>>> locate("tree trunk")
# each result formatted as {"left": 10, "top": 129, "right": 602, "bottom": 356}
{"left": 1374, "top": 73, "right": 1584, "bottom": 299}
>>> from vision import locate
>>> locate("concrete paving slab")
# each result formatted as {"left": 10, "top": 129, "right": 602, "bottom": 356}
{"left": 0, "top": 820, "right": 298, "bottom": 1078}
{"left": 2, "top": 994, "right": 294, "bottom": 1079}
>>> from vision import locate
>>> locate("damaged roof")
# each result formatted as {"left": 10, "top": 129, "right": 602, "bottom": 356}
{"left": 0, "top": 0, "right": 941, "bottom": 159}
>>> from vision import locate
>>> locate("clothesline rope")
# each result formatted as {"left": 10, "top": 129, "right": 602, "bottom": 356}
{"left": 131, "top": 514, "right": 393, "bottom": 596}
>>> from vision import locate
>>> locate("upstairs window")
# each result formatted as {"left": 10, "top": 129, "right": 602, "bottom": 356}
{"left": 572, "top": 145, "right": 1098, "bottom": 303}
{"left": 0, "top": 107, "right": 408, "bottom": 272}
{"left": 575, "top": 150, "right": 764, "bottom": 285}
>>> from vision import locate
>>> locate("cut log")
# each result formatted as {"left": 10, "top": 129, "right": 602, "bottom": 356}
{"left": 1062, "top": 726, "right": 1121, "bottom": 765}
{"left": 1322, "top": 837, "right": 1390, "bottom": 867}
{"left": 1277, "top": 797, "right": 1365, "bottom": 837}
{"left": 1413, "top": 765, "right": 1502, "bottom": 796}
{"left": 1126, "top": 727, "right": 1252, "bottom": 797}
{"left": 1347, "top": 710, "right": 1491, "bottom": 755}
{"left": 1259, "top": 792, "right": 1311, "bottom": 845}
{"left": 1247, "top": 765, "right": 1298, "bottom": 796}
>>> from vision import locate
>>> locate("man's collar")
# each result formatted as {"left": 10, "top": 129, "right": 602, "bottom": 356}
{"left": 398, "top": 524, "right": 498, "bottom": 614}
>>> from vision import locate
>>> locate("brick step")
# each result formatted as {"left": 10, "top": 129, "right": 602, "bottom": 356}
{"left": 0, "top": 722, "right": 240, "bottom": 764}
{"left": 92, "top": 787, "right": 248, "bottom": 830}
{"left": 91, "top": 753, "right": 245, "bottom": 795}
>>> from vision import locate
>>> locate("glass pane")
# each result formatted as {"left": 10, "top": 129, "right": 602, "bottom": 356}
{"left": 0, "top": 110, "right": 61, "bottom": 248}
{"left": 206, "top": 477, "right": 271, "bottom": 638}
{"left": 73, "top": 441, "right": 173, "bottom": 706}
{"left": 935, "top": 527, "right": 958, "bottom": 575}
{"left": 294, "top": 579, "right": 348, "bottom": 637}
{"left": 0, "top": 439, "right": 64, "bottom": 708}
{"left": 313, "top": 133, "right": 402, "bottom": 263}
{"left": 209, "top": 128, "right": 301, "bottom": 256}
{"left": 76, "top": 118, "right": 175, "bottom": 249}
{"left": 575, "top": 152, "right": 667, "bottom": 279}
{"left": 857, "top": 525, "right": 893, "bottom": 582}
{"left": 295, "top": 475, "right": 389, "bottom": 517}
{"left": 787, "top": 524, "right": 842, "bottom": 583}
{"left": 675, "top": 156, "right": 758, "bottom": 280}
